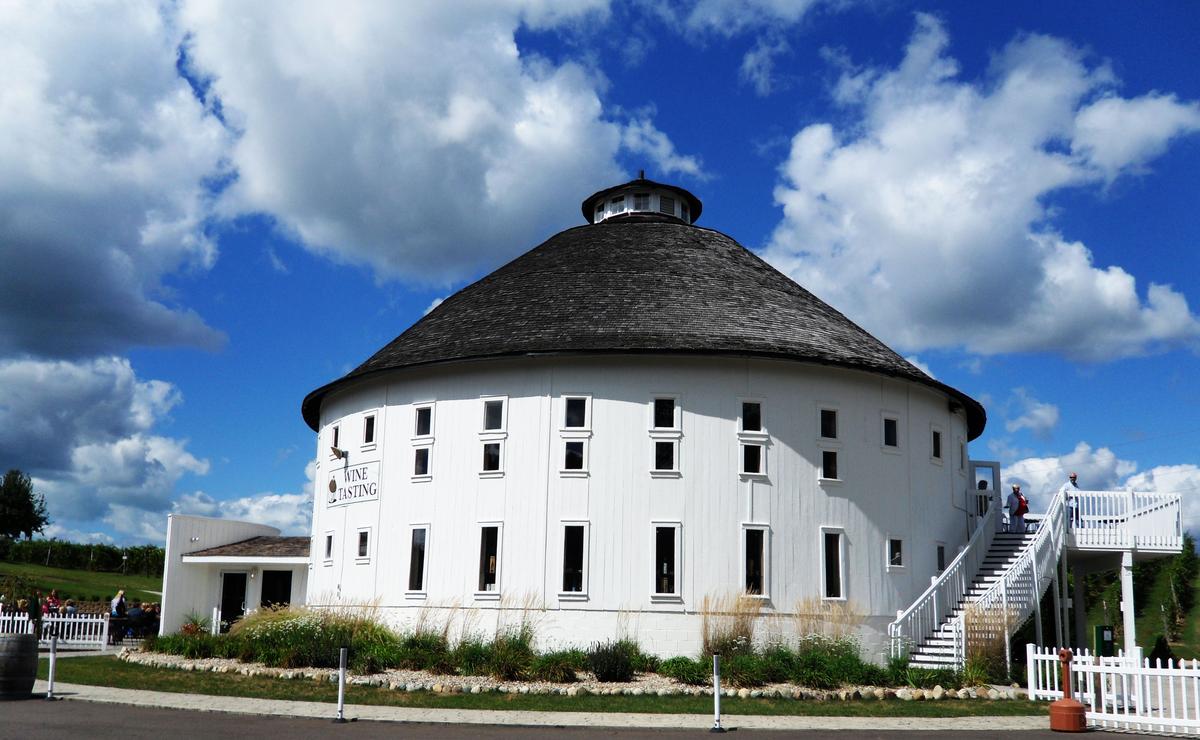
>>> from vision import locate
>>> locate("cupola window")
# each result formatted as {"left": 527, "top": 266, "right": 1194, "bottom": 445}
{"left": 634, "top": 193, "right": 650, "bottom": 210}
{"left": 658, "top": 195, "right": 676, "bottom": 216}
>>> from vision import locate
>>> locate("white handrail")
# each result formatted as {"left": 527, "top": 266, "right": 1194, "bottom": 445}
{"left": 888, "top": 496, "right": 997, "bottom": 658}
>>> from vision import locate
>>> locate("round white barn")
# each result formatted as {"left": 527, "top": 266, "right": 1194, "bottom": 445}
{"left": 301, "top": 177, "right": 987, "bottom": 659}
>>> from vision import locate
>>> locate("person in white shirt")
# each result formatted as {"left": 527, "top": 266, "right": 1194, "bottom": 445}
{"left": 1060, "top": 472, "right": 1079, "bottom": 528}
{"left": 1006, "top": 483, "right": 1028, "bottom": 533}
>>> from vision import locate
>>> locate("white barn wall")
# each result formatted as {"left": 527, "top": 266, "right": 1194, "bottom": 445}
{"left": 307, "top": 355, "right": 973, "bottom": 660}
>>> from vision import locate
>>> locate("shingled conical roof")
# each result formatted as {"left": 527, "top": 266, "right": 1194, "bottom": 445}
{"left": 303, "top": 184, "right": 985, "bottom": 438}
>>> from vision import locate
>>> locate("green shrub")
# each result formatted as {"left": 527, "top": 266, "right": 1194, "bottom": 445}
{"left": 487, "top": 629, "right": 535, "bottom": 681}
{"left": 613, "top": 639, "right": 658, "bottom": 673}
{"left": 659, "top": 656, "right": 709, "bottom": 685}
{"left": 786, "top": 636, "right": 877, "bottom": 689}
{"left": 886, "top": 656, "right": 909, "bottom": 686}
{"left": 452, "top": 638, "right": 491, "bottom": 676}
{"left": 530, "top": 650, "right": 579, "bottom": 683}
{"left": 587, "top": 640, "right": 634, "bottom": 682}
{"left": 725, "top": 653, "right": 766, "bottom": 687}
{"left": 759, "top": 646, "right": 796, "bottom": 683}
{"left": 399, "top": 631, "right": 453, "bottom": 674}
{"left": 904, "top": 665, "right": 961, "bottom": 689}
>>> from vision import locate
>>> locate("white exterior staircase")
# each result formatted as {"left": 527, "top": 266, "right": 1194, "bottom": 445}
{"left": 888, "top": 483, "right": 1183, "bottom": 670}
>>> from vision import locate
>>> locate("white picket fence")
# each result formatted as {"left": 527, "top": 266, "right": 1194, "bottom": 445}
{"left": 1028, "top": 644, "right": 1200, "bottom": 734}
{"left": 0, "top": 612, "right": 110, "bottom": 649}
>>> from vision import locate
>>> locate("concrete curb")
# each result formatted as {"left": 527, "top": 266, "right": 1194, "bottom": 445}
{"left": 33, "top": 680, "right": 1049, "bottom": 731}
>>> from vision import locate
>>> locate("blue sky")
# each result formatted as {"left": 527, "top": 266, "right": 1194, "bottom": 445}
{"left": 1, "top": 1, "right": 1198, "bottom": 544}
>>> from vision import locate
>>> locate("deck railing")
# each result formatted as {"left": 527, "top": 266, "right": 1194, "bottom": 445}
{"left": 888, "top": 495, "right": 997, "bottom": 658}
{"left": 1070, "top": 490, "right": 1183, "bottom": 551}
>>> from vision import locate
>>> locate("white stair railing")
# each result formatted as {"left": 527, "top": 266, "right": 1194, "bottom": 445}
{"left": 888, "top": 497, "right": 997, "bottom": 658}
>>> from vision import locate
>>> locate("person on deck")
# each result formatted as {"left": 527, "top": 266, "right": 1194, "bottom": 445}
{"left": 1007, "top": 483, "right": 1029, "bottom": 533}
{"left": 1060, "top": 472, "right": 1080, "bottom": 528}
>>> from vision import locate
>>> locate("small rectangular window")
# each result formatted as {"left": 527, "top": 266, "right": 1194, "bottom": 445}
{"left": 415, "top": 406, "right": 432, "bottom": 436}
{"left": 822, "top": 449, "right": 838, "bottom": 480}
{"left": 363, "top": 415, "right": 376, "bottom": 444}
{"left": 484, "top": 400, "right": 504, "bottom": 431}
{"left": 681, "top": 202, "right": 690, "bottom": 222}
{"left": 478, "top": 526, "right": 499, "bottom": 592}
{"left": 741, "top": 402, "right": 761, "bottom": 432}
{"left": 658, "top": 195, "right": 676, "bottom": 215}
{"left": 654, "top": 441, "right": 675, "bottom": 471}
{"left": 932, "top": 430, "right": 942, "bottom": 459}
{"left": 634, "top": 193, "right": 650, "bottom": 210}
{"left": 562, "top": 525, "right": 585, "bottom": 593}
{"left": 742, "top": 444, "right": 763, "bottom": 474}
{"left": 358, "top": 530, "right": 369, "bottom": 559}
{"left": 565, "top": 397, "right": 587, "bottom": 428}
{"left": 482, "top": 442, "right": 501, "bottom": 472}
{"left": 653, "top": 398, "right": 675, "bottom": 428}
{"left": 820, "top": 409, "right": 837, "bottom": 439}
{"left": 654, "top": 526, "right": 677, "bottom": 595}
{"left": 564, "top": 441, "right": 584, "bottom": 470}
{"left": 745, "top": 528, "right": 765, "bottom": 595}
{"left": 332, "top": 425, "right": 340, "bottom": 449}
{"left": 959, "top": 441, "right": 966, "bottom": 470}
{"left": 883, "top": 417, "right": 898, "bottom": 447}
{"left": 937, "top": 544, "right": 946, "bottom": 572}
{"left": 824, "top": 531, "right": 842, "bottom": 599}
{"left": 414, "top": 447, "right": 430, "bottom": 476}
{"left": 611, "top": 195, "right": 625, "bottom": 211}
{"left": 888, "top": 538, "right": 903, "bottom": 567}
{"left": 324, "top": 534, "right": 333, "bottom": 560}
{"left": 408, "top": 528, "right": 427, "bottom": 591}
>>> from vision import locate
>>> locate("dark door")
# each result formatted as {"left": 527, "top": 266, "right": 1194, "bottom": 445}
{"left": 260, "top": 570, "right": 293, "bottom": 609}
{"left": 219, "top": 572, "right": 247, "bottom": 632}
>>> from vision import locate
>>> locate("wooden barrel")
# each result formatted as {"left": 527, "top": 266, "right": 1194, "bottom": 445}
{"left": 0, "top": 634, "right": 38, "bottom": 699}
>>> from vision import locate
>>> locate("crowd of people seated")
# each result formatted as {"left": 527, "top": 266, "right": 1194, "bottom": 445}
{"left": 107, "top": 589, "right": 161, "bottom": 642}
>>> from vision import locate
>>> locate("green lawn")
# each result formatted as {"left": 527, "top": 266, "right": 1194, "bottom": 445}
{"left": 38, "top": 656, "right": 1047, "bottom": 717}
{"left": 0, "top": 562, "right": 161, "bottom": 603}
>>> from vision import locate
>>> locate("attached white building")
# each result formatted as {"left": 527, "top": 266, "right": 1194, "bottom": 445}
{"left": 297, "top": 177, "right": 989, "bottom": 658}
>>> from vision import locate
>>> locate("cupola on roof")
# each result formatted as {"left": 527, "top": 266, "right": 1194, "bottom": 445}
{"left": 302, "top": 177, "right": 986, "bottom": 438}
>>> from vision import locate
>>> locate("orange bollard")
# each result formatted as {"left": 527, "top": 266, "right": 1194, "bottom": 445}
{"left": 1049, "top": 648, "right": 1087, "bottom": 732}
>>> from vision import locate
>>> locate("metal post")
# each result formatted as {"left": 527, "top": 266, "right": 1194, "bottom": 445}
{"left": 333, "top": 646, "right": 348, "bottom": 723}
{"left": 710, "top": 653, "right": 725, "bottom": 733}
{"left": 45, "top": 635, "right": 61, "bottom": 701}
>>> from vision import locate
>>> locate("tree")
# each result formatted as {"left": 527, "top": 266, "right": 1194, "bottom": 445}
{"left": 0, "top": 469, "right": 50, "bottom": 540}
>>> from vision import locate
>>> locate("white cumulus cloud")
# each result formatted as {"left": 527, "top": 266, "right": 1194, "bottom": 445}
{"left": 763, "top": 14, "right": 1200, "bottom": 361}
{"left": 1005, "top": 388, "right": 1061, "bottom": 439}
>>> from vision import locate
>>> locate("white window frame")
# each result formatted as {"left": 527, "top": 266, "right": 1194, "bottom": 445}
{"left": 474, "top": 522, "right": 503, "bottom": 600}
{"left": 412, "top": 402, "right": 435, "bottom": 441}
{"left": 329, "top": 423, "right": 341, "bottom": 460}
{"left": 355, "top": 527, "right": 372, "bottom": 564}
{"left": 406, "top": 524, "right": 430, "bottom": 598}
{"left": 560, "top": 438, "right": 589, "bottom": 477}
{"left": 881, "top": 412, "right": 901, "bottom": 453}
{"left": 818, "top": 448, "right": 841, "bottom": 484}
{"left": 361, "top": 411, "right": 379, "bottom": 451}
{"left": 738, "top": 398, "right": 766, "bottom": 435}
{"left": 650, "top": 521, "right": 683, "bottom": 602}
{"left": 930, "top": 424, "right": 944, "bottom": 465}
{"left": 323, "top": 531, "right": 334, "bottom": 566}
{"left": 480, "top": 440, "right": 505, "bottom": 477}
{"left": 561, "top": 394, "right": 592, "bottom": 432}
{"left": 649, "top": 395, "right": 682, "bottom": 478}
{"left": 820, "top": 526, "right": 846, "bottom": 601}
{"left": 560, "top": 394, "right": 592, "bottom": 477}
{"left": 741, "top": 524, "right": 770, "bottom": 599}
{"left": 558, "top": 520, "right": 590, "bottom": 601}
{"left": 412, "top": 445, "right": 433, "bottom": 482}
{"left": 738, "top": 397, "right": 769, "bottom": 479}
{"left": 958, "top": 437, "right": 966, "bottom": 474}
{"left": 480, "top": 395, "right": 508, "bottom": 434}
{"left": 817, "top": 404, "right": 839, "bottom": 442}
{"left": 739, "top": 441, "right": 767, "bottom": 477}
{"left": 886, "top": 536, "right": 905, "bottom": 571}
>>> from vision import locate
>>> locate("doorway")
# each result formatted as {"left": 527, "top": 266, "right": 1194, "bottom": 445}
{"left": 219, "top": 572, "right": 247, "bottom": 632}
{"left": 260, "top": 570, "right": 293, "bottom": 609}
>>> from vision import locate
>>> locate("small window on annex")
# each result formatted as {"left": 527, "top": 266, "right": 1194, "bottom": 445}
{"left": 932, "top": 430, "right": 942, "bottom": 460}
{"left": 741, "top": 402, "right": 762, "bottom": 432}
{"left": 820, "top": 409, "right": 838, "bottom": 440}
{"left": 415, "top": 406, "right": 432, "bottom": 437}
{"left": 653, "top": 398, "right": 676, "bottom": 429}
{"left": 821, "top": 450, "right": 839, "bottom": 480}
{"left": 562, "top": 525, "right": 585, "bottom": 593}
{"left": 742, "top": 444, "right": 763, "bottom": 475}
{"left": 745, "top": 528, "right": 765, "bottom": 595}
{"left": 888, "top": 538, "right": 903, "bottom": 568}
{"left": 482, "top": 442, "right": 502, "bottom": 472}
{"left": 357, "top": 530, "right": 369, "bottom": 559}
{"left": 564, "top": 397, "right": 587, "bottom": 428}
{"left": 823, "top": 531, "right": 843, "bottom": 599}
{"left": 363, "top": 415, "right": 376, "bottom": 444}
{"left": 654, "top": 441, "right": 675, "bottom": 471}
{"left": 414, "top": 447, "right": 431, "bottom": 476}
{"left": 478, "top": 526, "right": 499, "bottom": 592}
{"left": 654, "top": 526, "right": 677, "bottom": 596}
{"left": 483, "top": 400, "right": 504, "bottom": 431}
{"left": 408, "top": 528, "right": 427, "bottom": 591}
{"left": 883, "top": 417, "right": 898, "bottom": 448}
